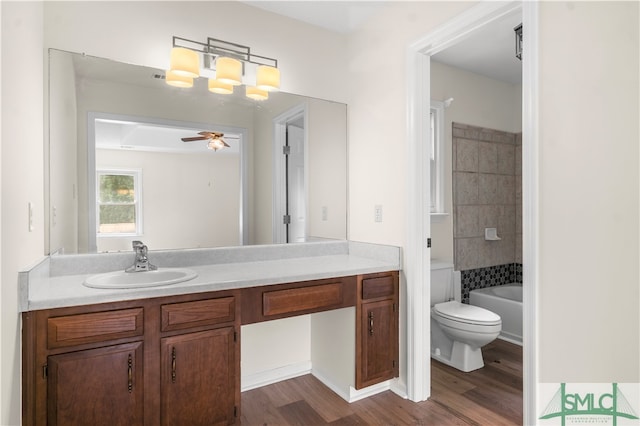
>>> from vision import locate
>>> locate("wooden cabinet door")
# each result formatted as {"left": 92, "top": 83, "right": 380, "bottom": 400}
{"left": 161, "top": 327, "right": 237, "bottom": 426}
{"left": 47, "top": 342, "right": 143, "bottom": 426}
{"left": 358, "top": 299, "right": 398, "bottom": 389}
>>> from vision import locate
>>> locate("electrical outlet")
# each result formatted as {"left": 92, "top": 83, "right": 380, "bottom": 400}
{"left": 374, "top": 205, "right": 383, "bottom": 223}
{"left": 322, "top": 206, "right": 328, "bottom": 221}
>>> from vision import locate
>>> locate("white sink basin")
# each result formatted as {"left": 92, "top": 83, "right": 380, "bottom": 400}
{"left": 84, "top": 268, "right": 198, "bottom": 289}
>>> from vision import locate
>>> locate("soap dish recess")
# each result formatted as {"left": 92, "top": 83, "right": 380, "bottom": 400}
{"left": 484, "top": 228, "right": 501, "bottom": 241}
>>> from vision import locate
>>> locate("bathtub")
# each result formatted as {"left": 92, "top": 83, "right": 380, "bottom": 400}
{"left": 469, "top": 284, "right": 522, "bottom": 346}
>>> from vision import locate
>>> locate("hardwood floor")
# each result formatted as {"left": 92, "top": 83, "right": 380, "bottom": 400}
{"left": 240, "top": 339, "right": 523, "bottom": 425}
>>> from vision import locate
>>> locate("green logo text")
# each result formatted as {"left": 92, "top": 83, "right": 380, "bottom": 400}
{"left": 540, "top": 383, "right": 638, "bottom": 425}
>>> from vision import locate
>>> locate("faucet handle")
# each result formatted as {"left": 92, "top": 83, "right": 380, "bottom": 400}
{"left": 132, "top": 240, "right": 144, "bottom": 250}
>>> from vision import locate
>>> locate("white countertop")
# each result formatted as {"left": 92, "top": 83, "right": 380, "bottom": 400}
{"left": 20, "top": 241, "right": 401, "bottom": 312}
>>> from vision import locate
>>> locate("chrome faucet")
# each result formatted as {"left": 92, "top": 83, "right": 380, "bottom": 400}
{"left": 126, "top": 240, "right": 157, "bottom": 272}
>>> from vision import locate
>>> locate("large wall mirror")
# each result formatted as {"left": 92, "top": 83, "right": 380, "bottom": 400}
{"left": 47, "top": 49, "right": 347, "bottom": 255}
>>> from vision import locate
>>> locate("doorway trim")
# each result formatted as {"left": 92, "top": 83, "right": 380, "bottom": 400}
{"left": 272, "top": 103, "right": 309, "bottom": 244}
{"left": 405, "top": 1, "right": 539, "bottom": 424}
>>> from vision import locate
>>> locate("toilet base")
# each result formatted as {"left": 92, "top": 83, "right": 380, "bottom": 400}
{"left": 431, "top": 341, "right": 485, "bottom": 372}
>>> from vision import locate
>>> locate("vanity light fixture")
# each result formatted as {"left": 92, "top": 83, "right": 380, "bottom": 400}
{"left": 514, "top": 23, "right": 523, "bottom": 61}
{"left": 167, "top": 36, "right": 280, "bottom": 99}
{"left": 256, "top": 65, "right": 280, "bottom": 91}
{"left": 245, "top": 86, "right": 269, "bottom": 101}
{"left": 215, "top": 57, "right": 243, "bottom": 86}
{"left": 169, "top": 47, "right": 200, "bottom": 78}
{"left": 166, "top": 70, "right": 193, "bottom": 88}
{"left": 208, "top": 78, "right": 233, "bottom": 94}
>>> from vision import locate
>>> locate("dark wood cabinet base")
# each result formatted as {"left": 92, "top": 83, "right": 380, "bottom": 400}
{"left": 23, "top": 271, "right": 398, "bottom": 425}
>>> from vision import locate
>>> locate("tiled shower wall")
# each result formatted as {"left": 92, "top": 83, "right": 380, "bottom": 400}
{"left": 452, "top": 123, "right": 522, "bottom": 302}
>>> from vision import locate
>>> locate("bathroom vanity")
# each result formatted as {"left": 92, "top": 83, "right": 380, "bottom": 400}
{"left": 20, "top": 241, "right": 400, "bottom": 425}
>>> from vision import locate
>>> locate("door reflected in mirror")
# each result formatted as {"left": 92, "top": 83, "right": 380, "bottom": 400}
{"left": 47, "top": 49, "right": 347, "bottom": 254}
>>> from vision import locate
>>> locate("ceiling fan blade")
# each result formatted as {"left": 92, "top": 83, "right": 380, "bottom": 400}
{"left": 221, "top": 139, "right": 231, "bottom": 148}
{"left": 181, "top": 136, "right": 208, "bottom": 142}
{"left": 198, "top": 131, "right": 223, "bottom": 137}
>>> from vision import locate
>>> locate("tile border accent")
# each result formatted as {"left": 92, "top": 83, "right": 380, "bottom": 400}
{"left": 460, "top": 263, "right": 523, "bottom": 303}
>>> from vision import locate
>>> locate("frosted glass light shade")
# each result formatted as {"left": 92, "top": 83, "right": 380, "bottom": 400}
{"left": 208, "top": 78, "right": 233, "bottom": 94}
{"left": 166, "top": 70, "right": 193, "bottom": 88}
{"left": 169, "top": 47, "right": 200, "bottom": 78}
{"left": 208, "top": 139, "right": 226, "bottom": 151}
{"left": 256, "top": 65, "right": 280, "bottom": 91}
{"left": 216, "top": 57, "right": 242, "bottom": 86}
{"left": 246, "top": 86, "right": 268, "bottom": 101}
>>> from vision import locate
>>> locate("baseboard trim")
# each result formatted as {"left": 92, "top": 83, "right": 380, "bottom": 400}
{"left": 348, "top": 381, "right": 392, "bottom": 402}
{"left": 390, "top": 378, "right": 408, "bottom": 399}
{"left": 311, "top": 369, "right": 351, "bottom": 401}
{"left": 241, "top": 361, "right": 398, "bottom": 404}
{"left": 241, "top": 361, "right": 312, "bottom": 392}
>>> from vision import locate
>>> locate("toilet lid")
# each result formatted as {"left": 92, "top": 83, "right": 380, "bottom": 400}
{"left": 434, "top": 301, "right": 501, "bottom": 325}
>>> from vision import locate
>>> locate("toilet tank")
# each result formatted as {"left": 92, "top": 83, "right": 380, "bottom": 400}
{"left": 430, "top": 261, "right": 454, "bottom": 305}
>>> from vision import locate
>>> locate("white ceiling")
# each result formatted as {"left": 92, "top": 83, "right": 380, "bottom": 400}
{"left": 242, "top": 1, "right": 522, "bottom": 84}
{"left": 241, "top": 1, "right": 385, "bottom": 34}
{"left": 95, "top": 119, "right": 241, "bottom": 154}
{"left": 432, "top": 9, "right": 522, "bottom": 84}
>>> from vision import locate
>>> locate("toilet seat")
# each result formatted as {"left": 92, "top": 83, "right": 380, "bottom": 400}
{"left": 433, "top": 301, "right": 501, "bottom": 326}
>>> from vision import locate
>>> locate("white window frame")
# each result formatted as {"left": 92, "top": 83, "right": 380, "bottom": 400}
{"left": 430, "top": 100, "right": 445, "bottom": 214}
{"left": 96, "top": 168, "right": 143, "bottom": 237}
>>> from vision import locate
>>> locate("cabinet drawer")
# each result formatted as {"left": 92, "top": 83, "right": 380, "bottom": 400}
{"left": 161, "top": 296, "right": 235, "bottom": 332}
{"left": 47, "top": 308, "right": 144, "bottom": 349}
{"left": 362, "top": 275, "right": 395, "bottom": 300}
{"left": 263, "top": 282, "right": 343, "bottom": 317}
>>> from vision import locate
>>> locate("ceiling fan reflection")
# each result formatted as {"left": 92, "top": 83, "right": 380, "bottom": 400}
{"left": 181, "top": 131, "right": 237, "bottom": 151}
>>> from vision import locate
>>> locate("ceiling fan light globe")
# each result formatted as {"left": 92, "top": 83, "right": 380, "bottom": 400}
{"left": 207, "top": 138, "right": 225, "bottom": 151}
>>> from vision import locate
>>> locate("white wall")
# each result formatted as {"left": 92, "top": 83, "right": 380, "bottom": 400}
{"left": 43, "top": 1, "right": 348, "bottom": 103}
{"left": 73, "top": 73, "right": 254, "bottom": 252}
{"left": 40, "top": 1, "right": 351, "bottom": 411}
{"left": 346, "top": 0, "right": 483, "bottom": 397}
{"left": 307, "top": 98, "right": 348, "bottom": 240}
{"left": 537, "top": 1, "right": 639, "bottom": 382}
{"left": 347, "top": 1, "right": 474, "bottom": 248}
{"left": 241, "top": 316, "right": 311, "bottom": 385}
{"left": 1, "top": 3, "right": 45, "bottom": 425}
{"left": 430, "top": 61, "right": 522, "bottom": 262}
{"left": 96, "top": 149, "right": 240, "bottom": 252}
{"left": 3, "top": 1, "right": 639, "bottom": 423}
{"left": 48, "top": 51, "right": 78, "bottom": 254}
{"left": 346, "top": 0, "right": 638, "bottom": 405}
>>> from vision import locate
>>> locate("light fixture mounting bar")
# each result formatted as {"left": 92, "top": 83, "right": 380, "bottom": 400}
{"left": 172, "top": 36, "right": 209, "bottom": 55}
{"left": 172, "top": 36, "right": 277, "bottom": 68}
{"left": 207, "top": 37, "right": 277, "bottom": 68}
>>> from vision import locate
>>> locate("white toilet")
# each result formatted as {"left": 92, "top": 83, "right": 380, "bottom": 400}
{"left": 430, "top": 261, "right": 502, "bottom": 372}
